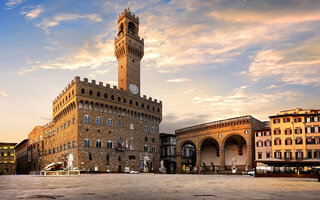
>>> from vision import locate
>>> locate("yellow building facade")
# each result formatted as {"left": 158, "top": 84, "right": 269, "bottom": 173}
{"left": 0, "top": 143, "right": 16, "bottom": 175}
{"left": 270, "top": 108, "right": 320, "bottom": 160}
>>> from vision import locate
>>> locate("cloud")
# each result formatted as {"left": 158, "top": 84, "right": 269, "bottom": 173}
{"left": 184, "top": 89, "right": 195, "bottom": 94}
{"left": 18, "top": 36, "right": 116, "bottom": 74}
{"left": 21, "top": 5, "right": 43, "bottom": 19}
{"left": 246, "top": 36, "right": 320, "bottom": 85}
{"left": 210, "top": 9, "right": 320, "bottom": 25}
{"left": 166, "top": 78, "right": 190, "bottom": 83}
{"left": 5, "top": 0, "right": 24, "bottom": 9}
{"left": 188, "top": 85, "right": 303, "bottom": 122}
{"left": 0, "top": 91, "right": 8, "bottom": 97}
{"left": 160, "top": 113, "right": 211, "bottom": 134}
{"left": 35, "top": 13, "right": 102, "bottom": 34}
{"left": 266, "top": 84, "right": 282, "bottom": 89}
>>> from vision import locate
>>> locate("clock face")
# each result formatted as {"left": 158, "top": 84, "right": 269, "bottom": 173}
{"left": 129, "top": 84, "right": 139, "bottom": 95}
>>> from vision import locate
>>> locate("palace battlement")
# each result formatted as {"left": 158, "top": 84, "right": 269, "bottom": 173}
{"left": 53, "top": 76, "right": 162, "bottom": 106}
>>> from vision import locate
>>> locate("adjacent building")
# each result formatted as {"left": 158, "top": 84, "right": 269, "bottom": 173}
{"left": 26, "top": 8, "right": 162, "bottom": 173}
{"left": 14, "top": 139, "right": 29, "bottom": 174}
{"left": 160, "top": 133, "right": 176, "bottom": 174}
{"left": 175, "top": 116, "right": 265, "bottom": 173}
{"left": 0, "top": 142, "right": 17, "bottom": 175}
{"left": 270, "top": 108, "right": 320, "bottom": 160}
{"left": 255, "top": 127, "right": 272, "bottom": 160}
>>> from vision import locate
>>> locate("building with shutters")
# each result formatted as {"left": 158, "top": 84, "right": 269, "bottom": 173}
{"left": 270, "top": 108, "right": 320, "bottom": 160}
{"left": 255, "top": 127, "right": 272, "bottom": 160}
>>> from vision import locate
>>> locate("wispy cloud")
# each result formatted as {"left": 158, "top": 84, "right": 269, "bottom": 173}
{"left": 189, "top": 86, "right": 303, "bottom": 120}
{"left": 21, "top": 5, "right": 43, "bottom": 19}
{"left": 166, "top": 78, "right": 190, "bottom": 83}
{"left": 5, "top": 0, "right": 24, "bottom": 10}
{"left": 184, "top": 89, "right": 195, "bottom": 94}
{"left": 266, "top": 84, "right": 282, "bottom": 89}
{"left": 0, "top": 91, "right": 8, "bottom": 97}
{"left": 18, "top": 36, "right": 115, "bottom": 74}
{"left": 246, "top": 36, "right": 320, "bottom": 85}
{"left": 35, "top": 13, "right": 102, "bottom": 34}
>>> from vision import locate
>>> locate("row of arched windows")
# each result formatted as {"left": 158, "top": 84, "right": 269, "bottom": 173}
{"left": 79, "top": 100, "right": 160, "bottom": 124}
{"left": 45, "top": 140, "right": 76, "bottom": 156}
{"left": 84, "top": 139, "right": 113, "bottom": 149}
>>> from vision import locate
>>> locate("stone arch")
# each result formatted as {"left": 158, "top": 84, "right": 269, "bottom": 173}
{"left": 179, "top": 140, "right": 197, "bottom": 173}
{"left": 199, "top": 137, "right": 220, "bottom": 170}
{"left": 223, "top": 134, "right": 248, "bottom": 171}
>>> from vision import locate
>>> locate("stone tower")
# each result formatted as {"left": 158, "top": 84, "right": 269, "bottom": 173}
{"left": 114, "top": 8, "right": 144, "bottom": 96}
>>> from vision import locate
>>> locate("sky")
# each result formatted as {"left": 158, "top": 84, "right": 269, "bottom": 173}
{"left": 0, "top": 0, "right": 320, "bottom": 143}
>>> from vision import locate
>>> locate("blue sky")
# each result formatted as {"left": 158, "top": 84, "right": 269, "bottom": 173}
{"left": 1, "top": 0, "right": 320, "bottom": 143}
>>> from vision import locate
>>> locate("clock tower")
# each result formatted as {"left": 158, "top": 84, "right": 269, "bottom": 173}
{"left": 114, "top": 8, "right": 144, "bottom": 95}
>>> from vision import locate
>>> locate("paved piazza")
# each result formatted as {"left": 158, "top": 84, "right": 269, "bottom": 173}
{"left": 0, "top": 174, "right": 319, "bottom": 200}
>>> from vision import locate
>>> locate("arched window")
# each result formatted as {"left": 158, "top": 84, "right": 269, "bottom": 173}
{"left": 81, "top": 88, "right": 85, "bottom": 94}
{"left": 97, "top": 92, "right": 100, "bottom": 97}
{"left": 72, "top": 140, "right": 76, "bottom": 148}
{"left": 84, "top": 139, "right": 90, "bottom": 147}
{"left": 118, "top": 121, "right": 122, "bottom": 128}
{"left": 118, "top": 97, "right": 121, "bottom": 102}
{"left": 144, "top": 125, "right": 148, "bottom": 133}
{"left": 84, "top": 115, "right": 90, "bottom": 124}
{"left": 151, "top": 127, "right": 155, "bottom": 134}
{"left": 89, "top": 90, "right": 93, "bottom": 95}
{"left": 118, "top": 23, "right": 124, "bottom": 35}
{"left": 107, "top": 141, "right": 113, "bottom": 149}
{"left": 104, "top": 93, "right": 107, "bottom": 99}
{"left": 89, "top": 153, "right": 92, "bottom": 160}
{"left": 96, "top": 117, "right": 102, "bottom": 125}
{"left": 144, "top": 145, "right": 148, "bottom": 152}
{"left": 99, "top": 105, "right": 103, "bottom": 112}
{"left": 106, "top": 154, "right": 110, "bottom": 165}
{"left": 111, "top": 95, "right": 114, "bottom": 100}
{"left": 68, "top": 142, "right": 71, "bottom": 149}
{"left": 123, "top": 98, "right": 126, "bottom": 103}
{"left": 128, "top": 21, "right": 135, "bottom": 34}
{"left": 39, "top": 135, "right": 42, "bottom": 141}
{"left": 107, "top": 118, "right": 113, "bottom": 127}
{"left": 96, "top": 140, "right": 102, "bottom": 148}
{"left": 144, "top": 136, "right": 148, "bottom": 142}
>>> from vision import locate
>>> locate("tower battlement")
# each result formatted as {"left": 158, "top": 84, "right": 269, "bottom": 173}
{"left": 118, "top": 8, "right": 139, "bottom": 24}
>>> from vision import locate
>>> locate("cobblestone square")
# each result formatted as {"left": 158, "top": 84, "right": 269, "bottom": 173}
{"left": 0, "top": 174, "right": 319, "bottom": 200}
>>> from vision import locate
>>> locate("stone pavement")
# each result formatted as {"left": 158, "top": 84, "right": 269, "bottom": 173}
{"left": 0, "top": 174, "right": 319, "bottom": 200}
